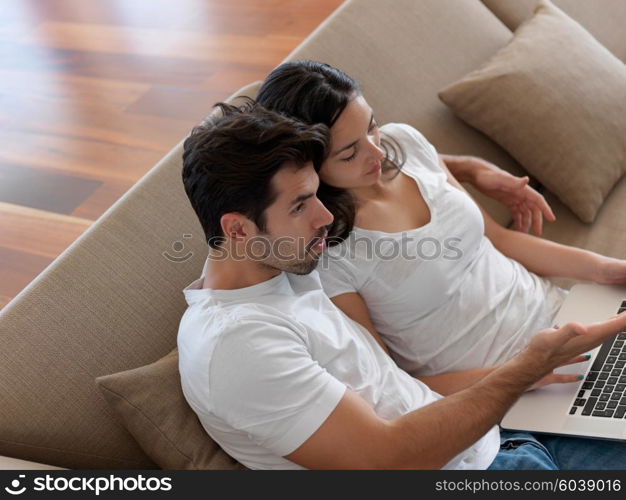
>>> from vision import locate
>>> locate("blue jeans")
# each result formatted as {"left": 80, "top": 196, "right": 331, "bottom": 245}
{"left": 488, "top": 429, "right": 626, "bottom": 470}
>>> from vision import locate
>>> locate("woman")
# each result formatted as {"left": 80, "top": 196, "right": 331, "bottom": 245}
{"left": 256, "top": 60, "right": 626, "bottom": 395}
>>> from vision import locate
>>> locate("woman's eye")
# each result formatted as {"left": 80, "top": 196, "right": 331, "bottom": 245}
{"left": 341, "top": 150, "right": 357, "bottom": 162}
{"left": 368, "top": 121, "right": 378, "bottom": 132}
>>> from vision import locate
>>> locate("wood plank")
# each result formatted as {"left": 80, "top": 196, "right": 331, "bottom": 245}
{"left": 0, "top": 69, "right": 151, "bottom": 110}
{"left": 2, "top": 0, "right": 343, "bottom": 35}
{"left": 0, "top": 94, "right": 197, "bottom": 153}
{"left": 0, "top": 163, "right": 101, "bottom": 215}
{"left": 0, "top": 43, "right": 219, "bottom": 88}
{"left": 22, "top": 22, "right": 300, "bottom": 65}
{"left": 0, "top": 295, "right": 13, "bottom": 310}
{"left": 126, "top": 85, "right": 230, "bottom": 122}
{"left": 0, "top": 202, "right": 92, "bottom": 260}
{"left": 0, "top": 246, "right": 53, "bottom": 304}
{"left": 0, "top": 129, "right": 169, "bottom": 183}
{"left": 70, "top": 180, "right": 134, "bottom": 221}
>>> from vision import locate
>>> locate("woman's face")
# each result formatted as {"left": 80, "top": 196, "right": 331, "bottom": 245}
{"left": 319, "top": 95, "right": 385, "bottom": 190}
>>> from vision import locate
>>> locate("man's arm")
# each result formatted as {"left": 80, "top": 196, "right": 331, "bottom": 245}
{"left": 286, "top": 314, "right": 626, "bottom": 469}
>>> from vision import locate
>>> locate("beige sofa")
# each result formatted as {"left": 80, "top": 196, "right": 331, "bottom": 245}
{"left": 1, "top": 0, "right": 625, "bottom": 470}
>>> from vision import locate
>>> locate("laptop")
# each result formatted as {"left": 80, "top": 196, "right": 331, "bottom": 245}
{"left": 501, "top": 283, "right": 626, "bottom": 440}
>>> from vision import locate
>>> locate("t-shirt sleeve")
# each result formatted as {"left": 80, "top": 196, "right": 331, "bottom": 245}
{"left": 381, "top": 123, "right": 446, "bottom": 178}
{"left": 316, "top": 250, "right": 361, "bottom": 298}
{"left": 208, "top": 318, "right": 347, "bottom": 457}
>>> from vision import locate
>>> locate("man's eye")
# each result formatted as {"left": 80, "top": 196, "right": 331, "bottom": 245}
{"left": 293, "top": 203, "right": 305, "bottom": 214}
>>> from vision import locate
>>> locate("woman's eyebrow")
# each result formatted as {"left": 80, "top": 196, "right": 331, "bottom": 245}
{"left": 330, "top": 112, "right": 375, "bottom": 157}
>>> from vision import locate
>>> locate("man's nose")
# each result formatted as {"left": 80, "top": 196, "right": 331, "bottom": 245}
{"left": 314, "top": 198, "right": 334, "bottom": 228}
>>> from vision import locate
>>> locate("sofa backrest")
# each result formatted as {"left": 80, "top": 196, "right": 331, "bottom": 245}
{"left": 480, "top": 0, "right": 626, "bottom": 62}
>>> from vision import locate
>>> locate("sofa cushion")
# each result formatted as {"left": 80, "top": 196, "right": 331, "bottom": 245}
{"left": 438, "top": 0, "right": 626, "bottom": 223}
{"left": 95, "top": 349, "right": 242, "bottom": 470}
{"left": 285, "top": 0, "right": 522, "bottom": 227}
{"left": 0, "top": 82, "right": 260, "bottom": 469}
{"left": 481, "top": 0, "right": 626, "bottom": 62}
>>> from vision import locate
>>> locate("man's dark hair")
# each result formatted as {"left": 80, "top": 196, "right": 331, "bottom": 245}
{"left": 182, "top": 100, "right": 330, "bottom": 248}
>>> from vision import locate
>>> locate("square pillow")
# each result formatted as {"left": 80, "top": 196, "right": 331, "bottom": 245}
{"left": 95, "top": 349, "right": 244, "bottom": 470}
{"left": 438, "top": 0, "right": 626, "bottom": 223}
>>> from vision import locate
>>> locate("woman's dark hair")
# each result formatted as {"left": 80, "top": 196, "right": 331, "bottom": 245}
{"left": 256, "top": 60, "right": 404, "bottom": 244}
{"left": 182, "top": 100, "right": 330, "bottom": 248}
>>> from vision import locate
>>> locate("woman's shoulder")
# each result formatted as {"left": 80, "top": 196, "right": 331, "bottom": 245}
{"left": 380, "top": 122, "right": 432, "bottom": 149}
{"left": 380, "top": 123, "right": 443, "bottom": 176}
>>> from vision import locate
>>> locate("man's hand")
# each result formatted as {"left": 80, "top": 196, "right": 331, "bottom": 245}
{"left": 516, "top": 313, "right": 626, "bottom": 382}
{"left": 471, "top": 160, "right": 556, "bottom": 236}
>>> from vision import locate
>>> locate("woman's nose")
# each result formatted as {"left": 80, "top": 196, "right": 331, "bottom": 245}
{"left": 367, "top": 137, "right": 384, "bottom": 161}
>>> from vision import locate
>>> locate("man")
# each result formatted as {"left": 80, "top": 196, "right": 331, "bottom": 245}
{"left": 178, "top": 102, "right": 626, "bottom": 470}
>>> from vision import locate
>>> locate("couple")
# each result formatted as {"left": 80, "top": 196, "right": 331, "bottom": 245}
{"left": 177, "top": 60, "right": 626, "bottom": 469}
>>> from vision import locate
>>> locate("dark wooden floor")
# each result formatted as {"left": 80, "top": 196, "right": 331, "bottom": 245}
{"left": 0, "top": 0, "right": 344, "bottom": 310}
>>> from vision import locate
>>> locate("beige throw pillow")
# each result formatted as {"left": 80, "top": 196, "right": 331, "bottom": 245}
{"left": 95, "top": 349, "right": 244, "bottom": 470}
{"left": 438, "top": 0, "right": 626, "bottom": 223}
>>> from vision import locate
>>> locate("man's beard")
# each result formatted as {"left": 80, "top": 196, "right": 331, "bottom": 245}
{"left": 256, "top": 230, "right": 325, "bottom": 275}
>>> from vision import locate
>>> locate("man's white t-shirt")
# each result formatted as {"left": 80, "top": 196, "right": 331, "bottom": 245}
{"left": 317, "top": 123, "right": 568, "bottom": 376}
{"left": 178, "top": 267, "right": 500, "bottom": 470}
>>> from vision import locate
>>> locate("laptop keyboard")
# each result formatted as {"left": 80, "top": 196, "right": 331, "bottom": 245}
{"left": 569, "top": 301, "right": 626, "bottom": 418}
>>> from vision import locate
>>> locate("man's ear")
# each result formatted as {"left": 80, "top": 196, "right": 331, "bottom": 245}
{"left": 220, "top": 213, "right": 253, "bottom": 243}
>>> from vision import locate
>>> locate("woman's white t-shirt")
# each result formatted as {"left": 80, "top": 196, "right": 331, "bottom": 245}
{"left": 318, "top": 123, "right": 567, "bottom": 376}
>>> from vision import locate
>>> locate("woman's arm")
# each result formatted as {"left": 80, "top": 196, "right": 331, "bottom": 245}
{"left": 440, "top": 154, "right": 555, "bottom": 236}
{"left": 330, "top": 292, "right": 391, "bottom": 355}
{"left": 438, "top": 157, "right": 616, "bottom": 283}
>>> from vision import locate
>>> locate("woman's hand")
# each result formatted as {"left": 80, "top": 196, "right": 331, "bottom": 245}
{"left": 470, "top": 159, "right": 556, "bottom": 236}
{"left": 593, "top": 256, "right": 626, "bottom": 285}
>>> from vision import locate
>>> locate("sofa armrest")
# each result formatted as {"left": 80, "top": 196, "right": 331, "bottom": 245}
{"left": 0, "top": 455, "right": 67, "bottom": 470}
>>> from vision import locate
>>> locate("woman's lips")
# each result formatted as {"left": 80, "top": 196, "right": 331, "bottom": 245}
{"left": 366, "top": 162, "right": 382, "bottom": 175}
{"left": 312, "top": 239, "right": 326, "bottom": 252}
{"left": 310, "top": 232, "right": 327, "bottom": 253}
